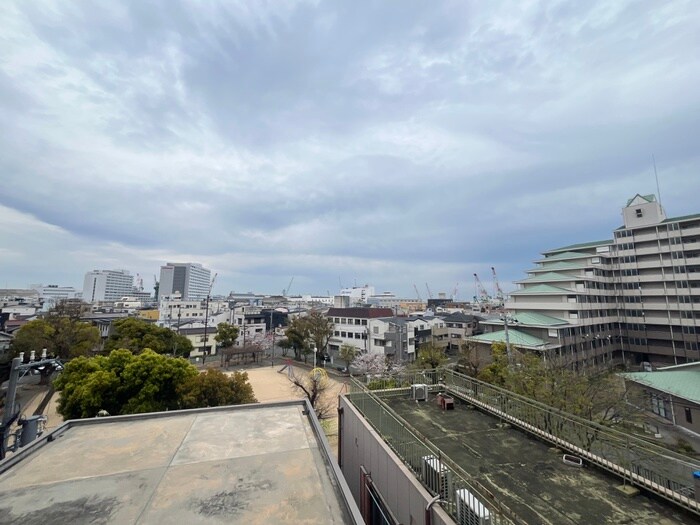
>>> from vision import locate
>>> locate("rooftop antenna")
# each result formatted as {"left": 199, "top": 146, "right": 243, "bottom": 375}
{"left": 653, "top": 154, "right": 662, "bottom": 207}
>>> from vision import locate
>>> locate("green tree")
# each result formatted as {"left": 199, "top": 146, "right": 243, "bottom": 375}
{"left": 12, "top": 318, "right": 100, "bottom": 360}
{"left": 214, "top": 322, "right": 239, "bottom": 348}
{"left": 476, "top": 342, "right": 511, "bottom": 386}
{"left": 339, "top": 344, "right": 357, "bottom": 369}
{"left": 305, "top": 311, "right": 334, "bottom": 359}
{"left": 413, "top": 342, "right": 448, "bottom": 370}
{"left": 477, "top": 343, "right": 642, "bottom": 426}
{"left": 178, "top": 369, "right": 256, "bottom": 408}
{"left": 285, "top": 317, "right": 311, "bottom": 361}
{"left": 277, "top": 338, "right": 292, "bottom": 357}
{"left": 285, "top": 312, "right": 333, "bottom": 364}
{"left": 54, "top": 349, "right": 198, "bottom": 418}
{"left": 104, "top": 318, "right": 193, "bottom": 357}
{"left": 457, "top": 341, "right": 482, "bottom": 377}
{"left": 215, "top": 322, "right": 240, "bottom": 366}
{"left": 11, "top": 317, "right": 100, "bottom": 384}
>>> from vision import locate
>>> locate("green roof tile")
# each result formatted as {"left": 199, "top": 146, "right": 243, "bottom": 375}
{"left": 537, "top": 251, "right": 592, "bottom": 262}
{"left": 511, "top": 312, "right": 569, "bottom": 326}
{"left": 510, "top": 284, "right": 574, "bottom": 296}
{"left": 621, "top": 370, "right": 700, "bottom": 404}
{"left": 626, "top": 194, "right": 656, "bottom": 206}
{"left": 662, "top": 213, "right": 700, "bottom": 224}
{"left": 516, "top": 272, "right": 584, "bottom": 284}
{"left": 468, "top": 329, "right": 548, "bottom": 349}
{"left": 542, "top": 239, "right": 612, "bottom": 255}
{"left": 529, "top": 261, "right": 586, "bottom": 272}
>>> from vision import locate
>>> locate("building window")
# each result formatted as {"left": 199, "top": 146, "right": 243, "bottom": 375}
{"left": 685, "top": 408, "right": 693, "bottom": 424}
{"left": 635, "top": 208, "right": 643, "bottom": 218}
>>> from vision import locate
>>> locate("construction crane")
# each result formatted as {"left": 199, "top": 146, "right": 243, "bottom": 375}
{"left": 491, "top": 267, "right": 505, "bottom": 303}
{"left": 208, "top": 273, "right": 217, "bottom": 296}
{"left": 473, "top": 273, "right": 490, "bottom": 304}
{"left": 413, "top": 284, "right": 423, "bottom": 302}
{"left": 283, "top": 276, "right": 294, "bottom": 297}
{"left": 425, "top": 283, "right": 433, "bottom": 300}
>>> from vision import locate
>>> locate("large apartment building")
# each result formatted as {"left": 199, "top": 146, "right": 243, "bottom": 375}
{"left": 470, "top": 194, "right": 700, "bottom": 369}
{"left": 158, "top": 262, "right": 211, "bottom": 301}
{"left": 82, "top": 269, "right": 134, "bottom": 303}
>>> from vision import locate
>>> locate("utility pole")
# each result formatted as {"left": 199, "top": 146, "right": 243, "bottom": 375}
{"left": 1, "top": 357, "right": 62, "bottom": 459}
{"left": 201, "top": 273, "right": 217, "bottom": 360}
{"left": 502, "top": 314, "right": 515, "bottom": 365}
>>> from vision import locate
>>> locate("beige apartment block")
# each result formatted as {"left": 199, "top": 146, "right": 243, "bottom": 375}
{"left": 471, "top": 194, "right": 700, "bottom": 370}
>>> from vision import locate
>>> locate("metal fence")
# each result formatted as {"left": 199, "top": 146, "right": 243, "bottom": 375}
{"left": 347, "top": 380, "right": 516, "bottom": 524}
{"left": 349, "top": 368, "right": 700, "bottom": 519}
{"left": 438, "top": 368, "right": 700, "bottom": 515}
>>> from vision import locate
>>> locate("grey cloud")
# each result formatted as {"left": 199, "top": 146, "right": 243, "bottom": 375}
{"left": 1, "top": 0, "right": 699, "bottom": 296}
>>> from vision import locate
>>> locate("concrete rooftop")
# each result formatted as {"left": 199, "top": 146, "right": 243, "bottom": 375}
{"left": 384, "top": 396, "right": 696, "bottom": 525}
{"left": 0, "top": 402, "right": 359, "bottom": 524}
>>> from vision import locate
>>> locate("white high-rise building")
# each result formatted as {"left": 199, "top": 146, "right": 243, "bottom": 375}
{"left": 82, "top": 270, "right": 134, "bottom": 303}
{"left": 159, "top": 263, "right": 211, "bottom": 301}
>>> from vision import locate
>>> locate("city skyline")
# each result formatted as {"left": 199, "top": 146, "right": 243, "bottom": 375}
{"left": 2, "top": 1, "right": 699, "bottom": 298}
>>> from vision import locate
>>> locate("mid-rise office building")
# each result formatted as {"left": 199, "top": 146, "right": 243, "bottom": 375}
{"left": 30, "top": 284, "right": 80, "bottom": 308}
{"left": 82, "top": 270, "right": 134, "bottom": 303}
{"left": 158, "top": 262, "right": 211, "bottom": 301}
{"left": 470, "top": 194, "right": 700, "bottom": 369}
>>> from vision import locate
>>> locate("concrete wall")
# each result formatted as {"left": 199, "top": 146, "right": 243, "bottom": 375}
{"left": 338, "top": 396, "right": 453, "bottom": 525}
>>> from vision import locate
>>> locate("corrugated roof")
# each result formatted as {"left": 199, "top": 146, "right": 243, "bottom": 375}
{"left": 468, "top": 329, "right": 548, "bottom": 349}
{"left": 509, "top": 284, "right": 574, "bottom": 295}
{"left": 621, "top": 370, "right": 700, "bottom": 404}
{"left": 542, "top": 239, "right": 612, "bottom": 255}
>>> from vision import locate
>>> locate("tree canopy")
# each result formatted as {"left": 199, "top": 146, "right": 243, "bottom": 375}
{"left": 284, "top": 312, "right": 334, "bottom": 362}
{"left": 412, "top": 343, "right": 448, "bottom": 370}
{"left": 178, "top": 368, "right": 256, "bottom": 408}
{"left": 54, "top": 349, "right": 257, "bottom": 419}
{"left": 214, "top": 322, "right": 239, "bottom": 348}
{"left": 104, "top": 317, "right": 193, "bottom": 356}
{"left": 478, "top": 343, "right": 641, "bottom": 425}
{"left": 12, "top": 317, "right": 100, "bottom": 361}
{"left": 339, "top": 344, "right": 357, "bottom": 368}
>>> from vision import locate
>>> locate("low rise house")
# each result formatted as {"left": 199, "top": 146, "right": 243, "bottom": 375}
{"left": 622, "top": 362, "right": 700, "bottom": 435}
{"left": 178, "top": 326, "right": 218, "bottom": 358}
{"left": 326, "top": 307, "right": 394, "bottom": 355}
{"left": 438, "top": 312, "right": 481, "bottom": 352}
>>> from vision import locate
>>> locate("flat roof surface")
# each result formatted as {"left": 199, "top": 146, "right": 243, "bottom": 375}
{"left": 384, "top": 396, "right": 694, "bottom": 525}
{"left": 0, "top": 403, "right": 356, "bottom": 524}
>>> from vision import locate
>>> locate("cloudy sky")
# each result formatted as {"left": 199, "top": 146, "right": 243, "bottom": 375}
{"left": 1, "top": 1, "right": 699, "bottom": 299}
